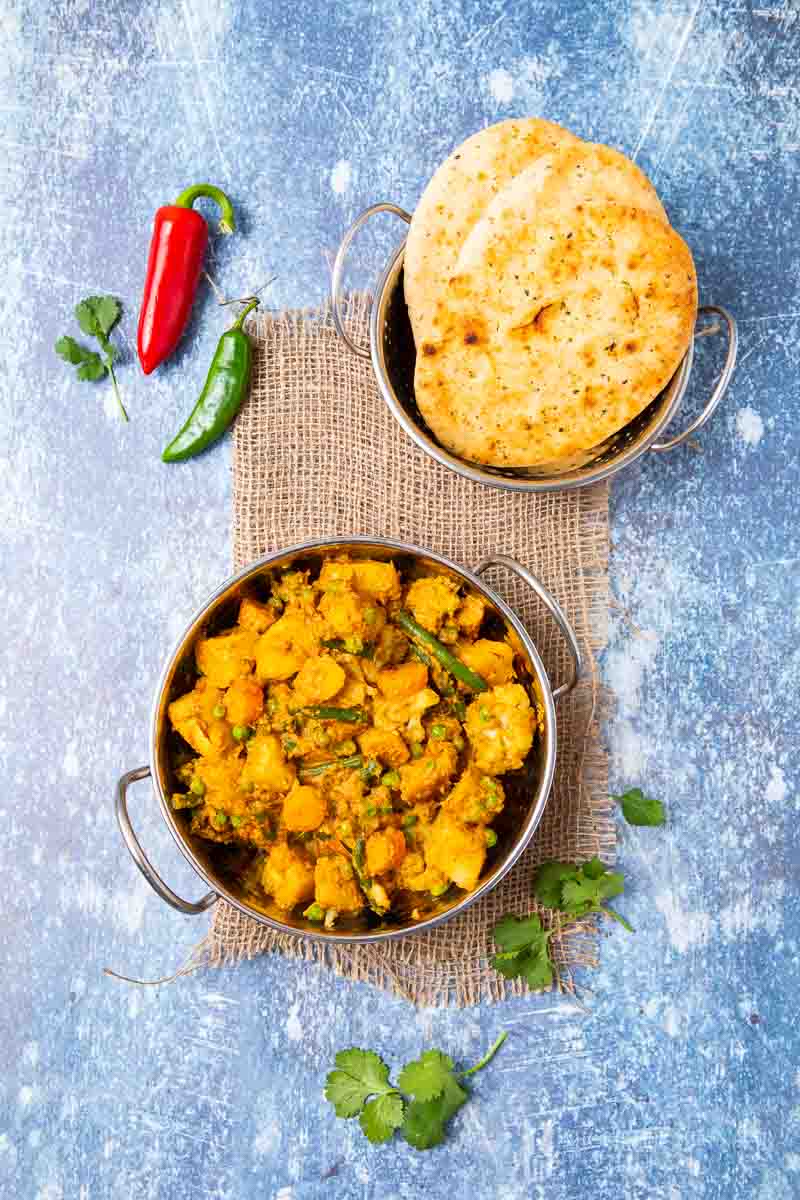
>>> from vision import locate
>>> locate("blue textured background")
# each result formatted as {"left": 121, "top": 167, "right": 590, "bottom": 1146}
{"left": 1, "top": 2, "right": 798, "bottom": 1196}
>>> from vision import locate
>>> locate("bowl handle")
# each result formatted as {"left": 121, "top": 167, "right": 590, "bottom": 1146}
{"left": 474, "top": 555, "right": 582, "bottom": 701}
{"left": 650, "top": 305, "right": 738, "bottom": 452}
{"left": 331, "top": 202, "right": 412, "bottom": 359}
{"left": 115, "top": 766, "right": 218, "bottom": 915}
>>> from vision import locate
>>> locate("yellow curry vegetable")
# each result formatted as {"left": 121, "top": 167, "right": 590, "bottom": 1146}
{"left": 167, "top": 556, "right": 537, "bottom": 927}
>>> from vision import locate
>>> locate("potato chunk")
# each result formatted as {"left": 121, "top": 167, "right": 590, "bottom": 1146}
{"left": 255, "top": 613, "right": 316, "bottom": 681}
{"left": 168, "top": 683, "right": 231, "bottom": 756}
{"left": 319, "top": 558, "right": 401, "bottom": 603}
{"left": 377, "top": 661, "right": 428, "bottom": 699}
{"left": 282, "top": 782, "right": 327, "bottom": 832}
{"left": 424, "top": 813, "right": 487, "bottom": 891}
{"left": 465, "top": 683, "right": 535, "bottom": 775}
{"left": 262, "top": 843, "right": 315, "bottom": 911}
{"left": 241, "top": 733, "right": 296, "bottom": 793}
{"left": 398, "top": 742, "right": 459, "bottom": 803}
{"left": 365, "top": 828, "right": 407, "bottom": 876}
{"left": 291, "top": 654, "right": 346, "bottom": 706}
{"left": 238, "top": 596, "right": 278, "bottom": 633}
{"left": 456, "top": 593, "right": 486, "bottom": 638}
{"left": 441, "top": 765, "right": 505, "bottom": 825}
{"left": 196, "top": 629, "right": 257, "bottom": 687}
{"left": 314, "top": 856, "right": 364, "bottom": 913}
{"left": 457, "top": 639, "right": 515, "bottom": 686}
{"left": 405, "top": 575, "right": 460, "bottom": 633}
{"left": 223, "top": 677, "right": 264, "bottom": 726}
{"left": 357, "top": 728, "right": 410, "bottom": 768}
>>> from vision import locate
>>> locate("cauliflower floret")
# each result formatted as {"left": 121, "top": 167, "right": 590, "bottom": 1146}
{"left": 465, "top": 683, "right": 535, "bottom": 775}
{"left": 405, "top": 575, "right": 460, "bottom": 634}
{"left": 424, "top": 813, "right": 487, "bottom": 891}
{"left": 457, "top": 639, "right": 515, "bottom": 686}
{"left": 456, "top": 593, "right": 486, "bottom": 638}
{"left": 238, "top": 596, "right": 278, "bottom": 633}
{"left": 397, "top": 850, "right": 446, "bottom": 893}
{"left": 314, "top": 855, "right": 364, "bottom": 913}
{"left": 441, "top": 765, "right": 505, "bottom": 825}
{"left": 398, "top": 742, "right": 459, "bottom": 804}
{"left": 262, "top": 843, "right": 315, "bottom": 911}
{"left": 357, "top": 727, "right": 410, "bottom": 767}
{"left": 373, "top": 688, "right": 440, "bottom": 742}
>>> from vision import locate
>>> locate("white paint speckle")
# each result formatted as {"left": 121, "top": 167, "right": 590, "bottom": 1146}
{"left": 487, "top": 67, "right": 515, "bottom": 104}
{"left": 285, "top": 1002, "right": 303, "bottom": 1043}
{"left": 253, "top": 1119, "right": 280, "bottom": 1157}
{"left": 655, "top": 891, "right": 711, "bottom": 954}
{"left": 765, "top": 764, "right": 787, "bottom": 805}
{"left": 330, "top": 159, "right": 352, "bottom": 196}
{"left": 736, "top": 406, "right": 764, "bottom": 446}
{"left": 607, "top": 629, "right": 661, "bottom": 718}
{"left": 62, "top": 742, "right": 79, "bottom": 778}
{"left": 18, "top": 1085, "right": 36, "bottom": 1109}
{"left": 662, "top": 1004, "right": 681, "bottom": 1038}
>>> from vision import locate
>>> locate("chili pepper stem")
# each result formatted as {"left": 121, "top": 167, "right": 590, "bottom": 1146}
{"left": 231, "top": 297, "right": 259, "bottom": 331}
{"left": 459, "top": 1031, "right": 508, "bottom": 1078}
{"left": 173, "top": 183, "right": 236, "bottom": 235}
{"left": 108, "top": 362, "right": 128, "bottom": 422}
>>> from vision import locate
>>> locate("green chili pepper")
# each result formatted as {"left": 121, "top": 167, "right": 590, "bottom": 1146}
{"left": 302, "top": 705, "right": 367, "bottom": 723}
{"left": 395, "top": 610, "right": 489, "bottom": 693}
{"left": 162, "top": 298, "right": 258, "bottom": 462}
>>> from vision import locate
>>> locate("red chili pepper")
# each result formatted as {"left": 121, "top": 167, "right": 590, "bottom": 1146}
{"left": 137, "top": 183, "right": 235, "bottom": 375}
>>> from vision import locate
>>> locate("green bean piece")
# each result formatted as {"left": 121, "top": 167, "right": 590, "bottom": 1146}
{"left": 408, "top": 642, "right": 434, "bottom": 668}
{"left": 302, "top": 705, "right": 367, "bottom": 723}
{"left": 395, "top": 610, "right": 489, "bottom": 692}
{"left": 402, "top": 813, "right": 418, "bottom": 828}
{"left": 299, "top": 754, "right": 362, "bottom": 778}
{"left": 353, "top": 838, "right": 366, "bottom": 872}
{"left": 304, "top": 902, "right": 324, "bottom": 922}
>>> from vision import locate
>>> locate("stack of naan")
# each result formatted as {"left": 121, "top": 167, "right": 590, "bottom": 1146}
{"left": 404, "top": 118, "right": 698, "bottom": 467}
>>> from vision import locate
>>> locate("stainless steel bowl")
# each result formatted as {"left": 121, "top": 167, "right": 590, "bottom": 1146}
{"left": 332, "top": 202, "right": 738, "bottom": 492}
{"left": 116, "top": 536, "right": 581, "bottom": 944}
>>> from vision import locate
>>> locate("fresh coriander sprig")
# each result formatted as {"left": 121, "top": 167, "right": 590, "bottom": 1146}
{"left": 324, "top": 1032, "right": 507, "bottom": 1150}
{"left": 56, "top": 295, "right": 128, "bottom": 422}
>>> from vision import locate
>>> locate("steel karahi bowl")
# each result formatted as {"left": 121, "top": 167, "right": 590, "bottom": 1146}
{"left": 116, "top": 536, "right": 581, "bottom": 943}
{"left": 331, "top": 203, "right": 738, "bottom": 493}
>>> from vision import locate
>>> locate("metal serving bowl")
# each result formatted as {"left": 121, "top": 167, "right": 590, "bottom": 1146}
{"left": 116, "top": 536, "right": 581, "bottom": 944}
{"left": 331, "top": 203, "right": 738, "bottom": 492}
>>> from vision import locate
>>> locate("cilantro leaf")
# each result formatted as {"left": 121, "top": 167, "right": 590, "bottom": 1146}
{"left": 401, "top": 1074, "right": 468, "bottom": 1150}
{"left": 397, "top": 1049, "right": 454, "bottom": 1101}
{"left": 490, "top": 914, "right": 555, "bottom": 991}
{"left": 75, "top": 295, "right": 121, "bottom": 339}
{"left": 533, "top": 860, "right": 578, "bottom": 907}
{"left": 324, "top": 1048, "right": 395, "bottom": 1119}
{"left": 359, "top": 1092, "right": 405, "bottom": 1143}
{"left": 58, "top": 296, "right": 128, "bottom": 421}
{"left": 613, "top": 787, "right": 666, "bottom": 827}
{"left": 560, "top": 862, "right": 624, "bottom": 917}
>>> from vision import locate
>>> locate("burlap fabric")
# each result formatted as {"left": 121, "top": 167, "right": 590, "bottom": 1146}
{"left": 203, "top": 294, "right": 612, "bottom": 1006}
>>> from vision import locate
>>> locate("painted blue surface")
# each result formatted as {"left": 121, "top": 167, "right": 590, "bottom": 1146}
{"left": 1, "top": 1, "right": 797, "bottom": 1196}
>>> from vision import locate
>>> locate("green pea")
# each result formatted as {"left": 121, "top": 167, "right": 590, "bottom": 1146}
{"left": 189, "top": 777, "right": 206, "bottom": 797}
{"left": 425, "top": 759, "right": 436, "bottom": 772}
{"left": 230, "top": 814, "right": 244, "bottom": 829}
{"left": 304, "top": 902, "right": 324, "bottom": 922}
{"left": 379, "top": 805, "right": 393, "bottom": 815}
{"left": 364, "top": 804, "right": 377, "bottom": 817}
{"left": 430, "top": 724, "right": 446, "bottom": 740}
{"left": 212, "top": 704, "right": 226, "bottom": 719}
{"left": 485, "top": 829, "right": 498, "bottom": 847}
{"left": 381, "top": 770, "right": 401, "bottom": 788}
{"left": 213, "top": 811, "right": 228, "bottom": 829}
{"left": 411, "top": 743, "right": 424, "bottom": 759}
{"left": 402, "top": 813, "right": 418, "bottom": 828}
{"left": 232, "top": 724, "right": 254, "bottom": 742}
{"left": 284, "top": 737, "right": 297, "bottom": 751}
{"left": 479, "top": 706, "right": 490, "bottom": 723}
{"left": 336, "top": 738, "right": 357, "bottom": 757}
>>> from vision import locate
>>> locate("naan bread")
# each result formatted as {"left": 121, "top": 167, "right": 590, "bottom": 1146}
{"left": 404, "top": 118, "right": 582, "bottom": 338}
{"left": 414, "top": 204, "right": 697, "bottom": 467}
{"left": 456, "top": 141, "right": 668, "bottom": 270}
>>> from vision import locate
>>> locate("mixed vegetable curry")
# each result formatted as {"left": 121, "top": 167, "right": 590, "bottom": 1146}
{"left": 167, "top": 555, "right": 540, "bottom": 929}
